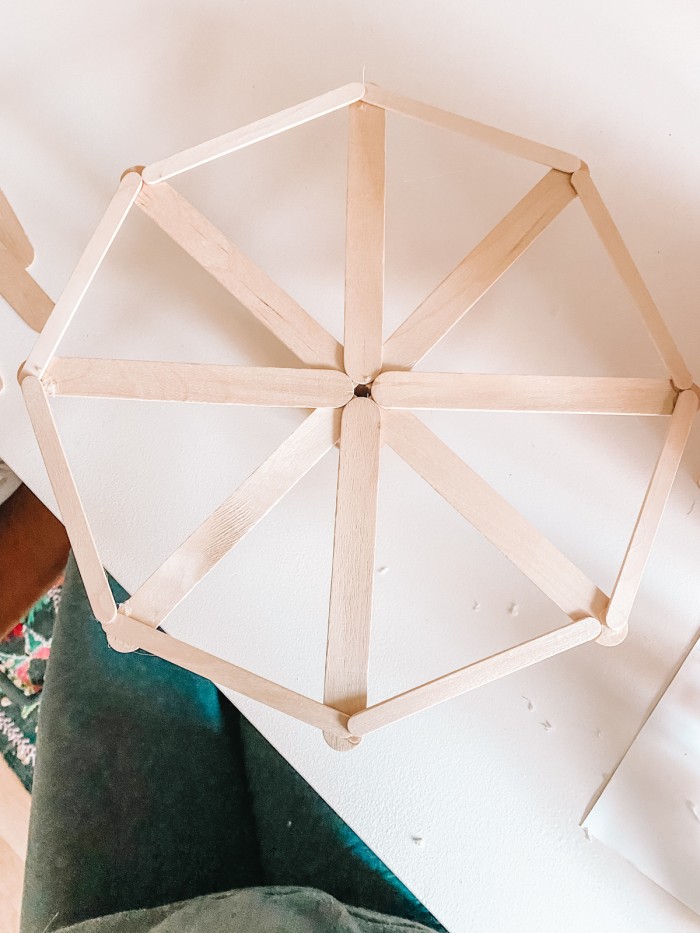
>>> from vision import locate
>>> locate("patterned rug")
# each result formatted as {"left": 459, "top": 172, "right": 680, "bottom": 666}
{"left": 0, "top": 581, "right": 61, "bottom": 791}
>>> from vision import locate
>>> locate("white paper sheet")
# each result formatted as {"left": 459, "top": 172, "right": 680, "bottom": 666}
{"left": 585, "top": 632, "right": 700, "bottom": 916}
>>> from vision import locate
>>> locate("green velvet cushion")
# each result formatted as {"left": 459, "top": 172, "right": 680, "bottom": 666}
{"left": 21, "top": 556, "right": 444, "bottom": 933}
{"left": 58, "top": 887, "right": 434, "bottom": 932}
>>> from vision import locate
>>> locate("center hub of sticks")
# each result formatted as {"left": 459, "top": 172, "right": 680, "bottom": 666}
{"left": 353, "top": 383, "right": 372, "bottom": 398}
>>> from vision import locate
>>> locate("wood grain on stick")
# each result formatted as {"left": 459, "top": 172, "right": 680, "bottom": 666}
{"left": 571, "top": 166, "right": 692, "bottom": 390}
{"left": 22, "top": 172, "right": 143, "bottom": 380}
{"left": 123, "top": 407, "right": 341, "bottom": 627}
{"left": 0, "top": 189, "right": 34, "bottom": 267}
{"left": 21, "top": 375, "right": 116, "bottom": 623}
{"left": 137, "top": 182, "right": 342, "bottom": 369}
{"left": 362, "top": 85, "right": 581, "bottom": 173}
{"left": 143, "top": 83, "right": 366, "bottom": 184}
{"left": 605, "top": 389, "right": 697, "bottom": 632}
{"left": 0, "top": 755, "right": 30, "bottom": 861}
{"left": 112, "top": 612, "right": 352, "bottom": 739}
{"left": 383, "top": 410, "right": 608, "bottom": 620}
{"left": 373, "top": 372, "right": 677, "bottom": 416}
{"left": 348, "top": 616, "right": 601, "bottom": 735}
{"left": 0, "top": 244, "right": 53, "bottom": 331}
{"left": 323, "top": 398, "right": 381, "bottom": 750}
{"left": 46, "top": 357, "right": 353, "bottom": 407}
{"left": 383, "top": 170, "right": 576, "bottom": 370}
{"left": 343, "top": 102, "right": 385, "bottom": 385}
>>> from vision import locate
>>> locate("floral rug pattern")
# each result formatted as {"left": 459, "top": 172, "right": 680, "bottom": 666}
{"left": 0, "top": 580, "right": 61, "bottom": 791}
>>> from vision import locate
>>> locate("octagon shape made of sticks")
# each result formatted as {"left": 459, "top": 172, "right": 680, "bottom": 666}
{"left": 20, "top": 83, "right": 698, "bottom": 750}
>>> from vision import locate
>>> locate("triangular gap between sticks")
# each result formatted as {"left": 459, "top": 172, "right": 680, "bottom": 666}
{"left": 393, "top": 403, "right": 671, "bottom": 600}
{"left": 371, "top": 441, "right": 583, "bottom": 674}
{"left": 380, "top": 109, "right": 547, "bottom": 344}
{"left": 46, "top": 394, "right": 322, "bottom": 587}
{"left": 132, "top": 181, "right": 343, "bottom": 370}
{"left": 160, "top": 121, "right": 351, "bottom": 353}
{"left": 400, "top": 196, "right": 674, "bottom": 383}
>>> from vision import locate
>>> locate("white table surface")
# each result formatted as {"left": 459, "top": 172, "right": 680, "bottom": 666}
{"left": 3, "top": 3, "right": 700, "bottom": 930}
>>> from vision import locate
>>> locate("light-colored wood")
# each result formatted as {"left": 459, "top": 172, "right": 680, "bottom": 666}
{"left": 21, "top": 375, "right": 117, "bottom": 624}
{"left": 373, "top": 372, "right": 677, "bottom": 416}
{"left": 348, "top": 616, "right": 601, "bottom": 736}
{"left": 143, "top": 83, "right": 366, "bottom": 184}
{"left": 112, "top": 611, "right": 353, "bottom": 739}
{"left": 343, "top": 102, "right": 385, "bottom": 385}
{"left": 0, "top": 759, "right": 29, "bottom": 932}
{"left": 323, "top": 398, "right": 381, "bottom": 750}
{"left": 383, "top": 410, "right": 608, "bottom": 620}
{"left": 0, "top": 189, "right": 34, "bottom": 267}
{"left": 45, "top": 357, "right": 353, "bottom": 408}
{"left": 0, "top": 837, "right": 24, "bottom": 933}
{"left": 137, "top": 182, "right": 342, "bottom": 369}
{"left": 363, "top": 84, "right": 581, "bottom": 173}
{"left": 123, "top": 407, "right": 341, "bottom": 627}
{"left": 0, "top": 242, "right": 53, "bottom": 332}
{"left": 383, "top": 170, "right": 576, "bottom": 370}
{"left": 571, "top": 166, "right": 692, "bottom": 390}
{"left": 21, "top": 172, "right": 143, "bottom": 381}
{"left": 604, "top": 389, "right": 697, "bottom": 632}
{"left": 0, "top": 756, "right": 30, "bottom": 862}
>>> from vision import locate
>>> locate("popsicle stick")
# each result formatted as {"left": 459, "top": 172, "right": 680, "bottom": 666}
{"left": 137, "top": 182, "right": 342, "bottom": 369}
{"left": 21, "top": 375, "right": 116, "bottom": 623}
{"left": 383, "top": 170, "right": 576, "bottom": 370}
{"left": 123, "top": 407, "right": 341, "bottom": 627}
{"left": 343, "top": 102, "right": 385, "bottom": 384}
{"left": 21, "top": 172, "right": 143, "bottom": 380}
{"left": 373, "top": 372, "right": 677, "bottom": 416}
{"left": 143, "top": 83, "right": 366, "bottom": 184}
{"left": 323, "top": 398, "right": 381, "bottom": 750}
{"left": 0, "top": 243, "right": 53, "bottom": 331}
{"left": 384, "top": 410, "right": 608, "bottom": 619}
{"left": 45, "top": 357, "right": 353, "bottom": 408}
{"left": 0, "top": 189, "right": 34, "bottom": 267}
{"left": 571, "top": 167, "right": 692, "bottom": 390}
{"left": 363, "top": 85, "right": 581, "bottom": 174}
{"left": 605, "top": 389, "right": 697, "bottom": 631}
{"left": 111, "top": 611, "right": 352, "bottom": 739}
{"left": 348, "top": 616, "right": 601, "bottom": 736}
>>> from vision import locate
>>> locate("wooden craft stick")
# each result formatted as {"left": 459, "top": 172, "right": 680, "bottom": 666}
{"left": 383, "top": 410, "right": 608, "bottom": 619}
{"left": 0, "top": 189, "right": 34, "bottom": 267}
{"left": 343, "top": 102, "right": 385, "bottom": 385}
{"left": 143, "top": 83, "right": 366, "bottom": 184}
{"left": 111, "top": 611, "right": 353, "bottom": 739}
{"left": 605, "top": 389, "right": 697, "bottom": 632}
{"left": 45, "top": 358, "right": 354, "bottom": 408}
{"left": 383, "top": 170, "right": 576, "bottom": 370}
{"left": 348, "top": 616, "right": 601, "bottom": 736}
{"left": 137, "top": 182, "right": 342, "bottom": 369}
{"left": 571, "top": 167, "right": 692, "bottom": 390}
{"left": 123, "top": 407, "right": 341, "bottom": 627}
{"left": 0, "top": 243, "right": 53, "bottom": 332}
{"left": 22, "top": 172, "right": 143, "bottom": 380}
{"left": 323, "top": 398, "right": 381, "bottom": 750}
{"left": 373, "top": 372, "right": 677, "bottom": 416}
{"left": 363, "top": 85, "right": 581, "bottom": 173}
{"left": 21, "top": 375, "right": 116, "bottom": 623}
